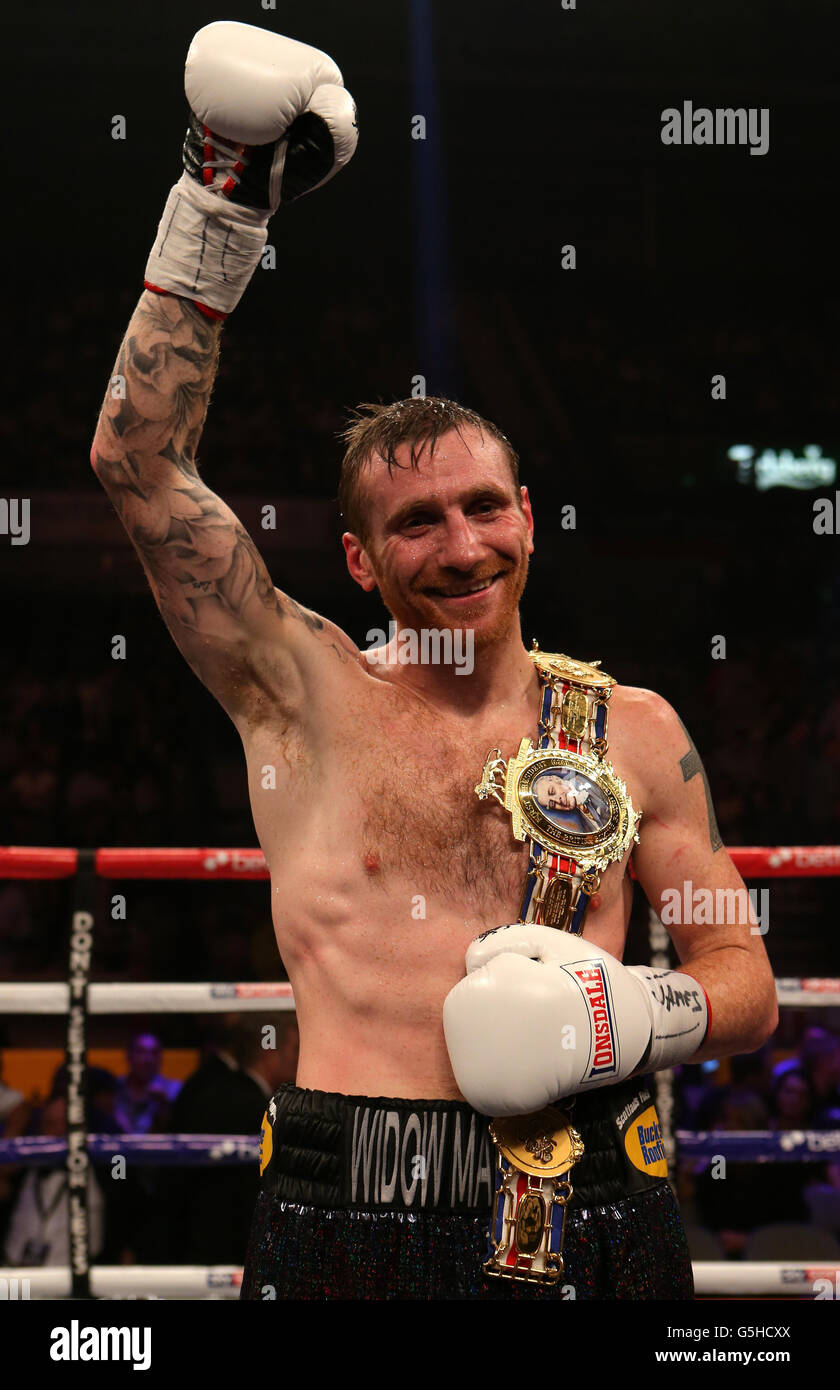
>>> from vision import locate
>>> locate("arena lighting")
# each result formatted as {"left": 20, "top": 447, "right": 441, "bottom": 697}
{"left": 729, "top": 443, "right": 837, "bottom": 490}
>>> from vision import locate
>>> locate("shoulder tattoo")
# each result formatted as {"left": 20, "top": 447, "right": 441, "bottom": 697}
{"left": 677, "top": 715, "right": 723, "bottom": 853}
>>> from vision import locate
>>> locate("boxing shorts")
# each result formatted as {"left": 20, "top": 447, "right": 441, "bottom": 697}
{"left": 240, "top": 1077, "right": 693, "bottom": 1300}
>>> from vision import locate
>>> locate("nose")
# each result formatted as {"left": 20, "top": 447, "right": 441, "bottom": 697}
{"left": 435, "top": 511, "right": 485, "bottom": 570}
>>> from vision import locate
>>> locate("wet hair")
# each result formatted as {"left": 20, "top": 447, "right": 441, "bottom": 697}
{"left": 338, "top": 397, "right": 520, "bottom": 543}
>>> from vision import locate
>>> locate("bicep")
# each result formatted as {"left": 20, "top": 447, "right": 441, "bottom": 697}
{"left": 93, "top": 447, "right": 300, "bottom": 713}
{"left": 630, "top": 693, "right": 760, "bottom": 961}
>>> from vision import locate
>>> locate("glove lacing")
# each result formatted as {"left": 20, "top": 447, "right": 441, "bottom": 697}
{"left": 182, "top": 111, "right": 256, "bottom": 198}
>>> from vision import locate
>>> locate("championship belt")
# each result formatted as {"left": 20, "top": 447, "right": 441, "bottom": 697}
{"left": 475, "top": 644, "right": 641, "bottom": 1283}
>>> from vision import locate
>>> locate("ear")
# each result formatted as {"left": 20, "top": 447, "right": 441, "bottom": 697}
{"left": 520, "top": 486, "right": 535, "bottom": 555}
{"left": 342, "top": 532, "right": 378, "bottom": 593}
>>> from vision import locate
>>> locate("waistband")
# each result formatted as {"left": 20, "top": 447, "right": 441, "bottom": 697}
{"left": 258, "top": 1079, "right": 668, "bottom": 1214}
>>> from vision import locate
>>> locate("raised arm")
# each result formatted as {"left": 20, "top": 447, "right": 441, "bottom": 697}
{"left": 91, "top": 292, "right": 289, "bottom": 715}
{"left": 90, "top": 22, "right": 358, "bottom": 720}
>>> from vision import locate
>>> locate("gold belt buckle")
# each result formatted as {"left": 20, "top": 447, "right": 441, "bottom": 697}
{"left": 485, "top": 1106, "right": 585, "bottom": 1285}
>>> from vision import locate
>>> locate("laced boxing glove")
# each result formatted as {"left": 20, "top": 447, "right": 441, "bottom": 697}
{"left": 442, "top": 923, "right": 711, "bottom": 1116}
{"left": 144, "top": 21, "right": 358, "bottom": 318}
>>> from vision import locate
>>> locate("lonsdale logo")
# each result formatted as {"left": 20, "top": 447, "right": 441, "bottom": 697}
{"left": 573, "top": 964, "right": 617, "bottom": 1078}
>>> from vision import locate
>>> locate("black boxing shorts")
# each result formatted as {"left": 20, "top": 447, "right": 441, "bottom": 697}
{"left": 240, "top": 1077, "right": 693, "bottom": 1300}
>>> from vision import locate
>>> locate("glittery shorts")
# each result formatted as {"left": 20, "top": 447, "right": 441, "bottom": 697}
{"left": 239, "top": 1081, "right": 693, "bottom": 1300}
{"left": 240, "top": 1182, "right": 692, "bottom": 1300}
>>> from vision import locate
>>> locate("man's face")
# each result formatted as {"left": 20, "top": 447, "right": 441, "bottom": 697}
{"left": 344, "top": 427, "right": 534, "bottom": 649}
{"left": 129, "top": 1036, "right": 161, "bottom": 1084}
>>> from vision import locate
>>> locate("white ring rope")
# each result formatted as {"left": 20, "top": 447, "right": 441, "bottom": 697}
{"left": 0, "top": 982, "right": 296, "bottom": 1013}
{"left": 692, "top": 1262, "right": 840, "bottom": 1297}
{"left": 2, "top": 1261, "right": 835, "bottom": 1299}
{"left": 0, "top": 1266, "right": 242, "bottom": 1299}
{"left": 0, "top": 977, "right": 835, "bottom": 1014}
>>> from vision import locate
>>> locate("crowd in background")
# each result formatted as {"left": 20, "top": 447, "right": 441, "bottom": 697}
{"left": 9, "top": 286, "right": 840, "bottom": 493}
{"left": 675, "top": 1028, "right": 840, "bottom": 1258}
{"left": 0, "top": 1019, "right": 299, "bottom": 1267}
{"left": 10, "top": 286, "right": 415, "bottom": 495}
{"left": 1, "top": 1018, "right": 839, "bottom": 1266}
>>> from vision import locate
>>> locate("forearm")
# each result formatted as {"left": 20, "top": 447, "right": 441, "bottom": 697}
{"left": 91, "top": 291, "right": 223, "bottom": 475}
{"left": 680, "top": 946, "right": 778, "bottom": 1061}
{"left": 87, "top": 289, "right": 277, "bottom": 672}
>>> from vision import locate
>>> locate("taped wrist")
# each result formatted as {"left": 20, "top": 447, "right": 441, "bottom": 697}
{"left": 143, "top": 173, "right": 269, "bottom": 317}
{"left": 627, "top": 966, "right": 711, "bottom": 1071}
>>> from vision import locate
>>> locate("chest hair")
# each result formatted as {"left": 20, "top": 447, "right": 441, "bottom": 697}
{"left": 348, "top": 712, "right": 530, "bottom": 914}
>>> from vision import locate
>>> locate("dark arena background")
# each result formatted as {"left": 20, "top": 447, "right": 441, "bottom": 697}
{"left": 2, "top": 0, "right": 840, "bottom": 1357}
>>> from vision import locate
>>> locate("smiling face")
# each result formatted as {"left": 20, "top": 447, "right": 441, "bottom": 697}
{"left": 343, "top": 426, "right": 535, "bottom": 651}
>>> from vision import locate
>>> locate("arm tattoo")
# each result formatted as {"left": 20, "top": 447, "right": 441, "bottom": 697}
{"left": 93, "top": 294, "right": 278, "bottom": 639}
{"left": 287, "top": 599, "right": 359, "bottom": 666}
{"left": 93, "top": 448, "right": 280, "bottom": 635}
{"left": 106, "top": 294, "right": 223, "bottom": 462}
{"left": 93, "top": 293, "right": 347, "bottom": 680}
{"left": 677, "top": 716, "right": 723, "bottom": 853}
{"left": 287, "top": 597, "right": 324, "bottom": 634}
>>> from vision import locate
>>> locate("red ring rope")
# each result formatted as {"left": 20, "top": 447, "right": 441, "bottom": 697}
{"left": 1, "top": 845, "right": 838, "bottom": 880}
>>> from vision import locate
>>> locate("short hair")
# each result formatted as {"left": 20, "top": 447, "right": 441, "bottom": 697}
{"left": 338, "top": 397, "right": 520, "bottom": 542}
{"left": 771, "top": 1066, "right": 814, "bottom": 1104}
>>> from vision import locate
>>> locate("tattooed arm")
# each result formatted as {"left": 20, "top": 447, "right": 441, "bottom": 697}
{"left": 626, "top": 690, "right": 778, "bottom": 1059}
{"left": 90, "top": 291, "right": 348, "bottom": 719}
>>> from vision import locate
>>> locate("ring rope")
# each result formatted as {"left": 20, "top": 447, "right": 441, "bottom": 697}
{"left": 3, "top": 844, "right": 840, "bottom": 880}
{"left": 1, "top": 1129, "right": 837, "bottom": 1166}
{"left": 0, "top": 1134, "right": 261, "bottom": 1165}
{"left": 0, "top": 1261, "right": 835, "bottom": 1299}
{"left": 0, "top": 982, "right": 296, "bottom": 1013}
{"left": 0, "top": 978, "right": 833, "bottom": 1014}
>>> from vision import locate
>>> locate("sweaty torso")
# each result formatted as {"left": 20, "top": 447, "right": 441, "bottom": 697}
{"left": 241, "top": 656, "right": 645, "bottom": 1099}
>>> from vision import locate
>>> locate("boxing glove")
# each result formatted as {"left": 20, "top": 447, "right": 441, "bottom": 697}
{"left": 145, "top": 22, "right": 358, "bottom": 317}
{"left": 443, "top": 923, "right": 710, "bottom": 1116}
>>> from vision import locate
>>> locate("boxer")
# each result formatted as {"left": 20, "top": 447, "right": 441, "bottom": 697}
{"left": 90, "top": 21, "right": 777, "bottom": 1299}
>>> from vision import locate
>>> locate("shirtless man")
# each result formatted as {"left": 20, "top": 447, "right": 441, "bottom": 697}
{"left": 91, "top": 23, "right": 777, "bottom": 1300}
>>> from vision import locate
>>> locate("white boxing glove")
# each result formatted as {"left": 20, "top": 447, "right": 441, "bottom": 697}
{"left": 145, "top": 22, "right": 358, "bottom": 316}
{"left": 443, "top": 924, "right": 710, "bottom": 1116}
